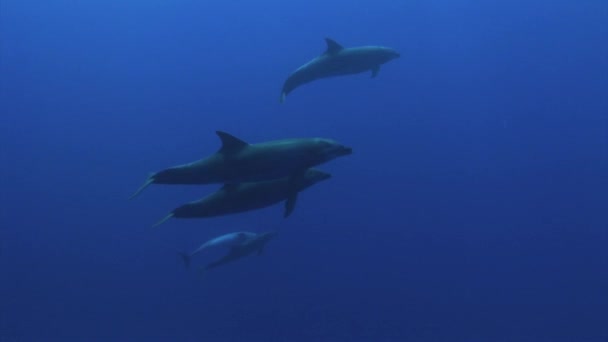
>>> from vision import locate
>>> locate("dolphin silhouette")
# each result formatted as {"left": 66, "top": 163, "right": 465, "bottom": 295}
{"left": 281, "top": 37, "right": 400, "bottom": 102}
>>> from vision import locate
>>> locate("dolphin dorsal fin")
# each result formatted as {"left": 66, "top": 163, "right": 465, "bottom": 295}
{"left": 324, "top": 38, "right": 344, "bottom": 55}
{"left": 216, "top": 131, "right": 249, "bottom": 153}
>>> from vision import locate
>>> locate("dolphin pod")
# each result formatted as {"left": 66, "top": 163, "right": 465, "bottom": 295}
{"left": 280, "top": 38, "right": 400, "bottom": 102}
{"left": 130, "top": 130, "right": 351, "bottom": 199}
{"left": 132, "top": 37, "right": 399, "bottom": 276}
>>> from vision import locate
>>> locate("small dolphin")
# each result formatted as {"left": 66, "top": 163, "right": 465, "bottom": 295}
{"left": 280, "top": 37, "right": 400, "bottom": 102}
{"left": 178, "top": 231, "right": 257, "bottom": 268}
{"left": 153, "top": 168, "right": 331, "bottom": 227}
{"left": 130, "top": 131, "right": 351, "bottom": 198}
{"left": 201, "top": 231, "right": 278, "bottom": 273}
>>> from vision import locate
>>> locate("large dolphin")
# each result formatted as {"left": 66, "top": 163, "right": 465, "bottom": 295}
{"left": 130, "top": 131, "right": 351, "bottom": 198}
{"left": 201, "top": 231, "right": 278, "bottom": 274}
{"left": 153, "top": 169, "right": 331, "bottom": 227}
{"left": 178, "top": 231, "right": 257, "bottom": 268}
{"left": 280, "top": 37, "right": 400, "bottom": 102}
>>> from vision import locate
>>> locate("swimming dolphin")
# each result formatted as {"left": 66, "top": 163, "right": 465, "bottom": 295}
{"left": 280, "top": 37, "right": 400, "bottom": 102}
{"left": 152, "top": 169, "right": 331, "bottom": 227}
{"left": 202, "top": 231, "right": 278, "bottom": 273}
{"left": 178, "top": 231, "right": 257, "bottom": 268}
{"left": 130, "top": 131, "right": 351, "bottom": 198}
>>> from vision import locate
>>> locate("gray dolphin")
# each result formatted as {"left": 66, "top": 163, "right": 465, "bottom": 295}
{"left": 178, "top": 231, "right": 257, "bottom": 268}
{"left": 130, "top": 131, "right": 351, "bottom": 198}
{"left": 201, "top": 231, "right": 278, "bottom": 273}
{"left": 280, "top": 37, "right": 400, "bottom": 102}
{"left": 153, "top": 169, "right": 331, "bottom": 227}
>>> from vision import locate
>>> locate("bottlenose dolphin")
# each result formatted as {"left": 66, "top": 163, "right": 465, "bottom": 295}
{"left": 178, "top": 231, "right": 257, "bottom": 268}
{"left": 153, "top": 169, "right": 331, "bottom": 227}
{"left": 130, "top": 131, "right": 351, "bottom": 198}
{"left": 280, "top": 38, "right": 400, "bottom": 102}
{"left": 202, "top": 231, "right": 278, "bottom": 273}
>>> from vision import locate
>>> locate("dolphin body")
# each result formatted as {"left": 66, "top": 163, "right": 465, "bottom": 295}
{"left": 130, "top": 131, "right": 351, "bottom": 198}
{"left": 280, "top": 38, "right": 400, "bottom": 102}
{"left": 153, "top": 169, "right": 331, "bottom": 227}
{"left": 178, "top": 231, "right": 257, "bottom": 268}
{"left": 202, "top": 231, "right": 278, "bottom": 273}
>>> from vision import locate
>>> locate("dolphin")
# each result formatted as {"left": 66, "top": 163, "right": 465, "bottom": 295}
{"left": 153, "top": 168, "right": 331, "bottom": 227}
{"left": 201, "top": 231, "right": 278, "bottom": 273}
{"left": 130, "top": 131, "right": 351, "bottom": 198}
{"left": 280, "top": 38, "right": 400, "bottom": 102}
{"left": 178, "top": 231, "right": 257, "bottom": 268}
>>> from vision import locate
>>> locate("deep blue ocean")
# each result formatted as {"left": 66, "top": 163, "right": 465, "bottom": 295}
{"left": 1, "top": 0, "right": 607, "bottom": 341}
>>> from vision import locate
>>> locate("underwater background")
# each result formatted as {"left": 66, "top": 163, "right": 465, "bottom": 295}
{"left": 1, "top": 0, "right": 607, "bottom": 341}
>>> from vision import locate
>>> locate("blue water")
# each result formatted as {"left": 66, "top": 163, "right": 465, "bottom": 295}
{"left": 1, "top": 0, "right": 607, "bottom": 341}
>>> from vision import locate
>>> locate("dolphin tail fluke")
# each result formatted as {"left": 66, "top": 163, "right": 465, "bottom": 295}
{"left": 129, "top": 174, "right": 155, "bottom": 199}
{"left": 152, "top": 213, "right": 174, "bottom": 228}
{"left": 178, "top": 252, "right": 191, "bottom": 268}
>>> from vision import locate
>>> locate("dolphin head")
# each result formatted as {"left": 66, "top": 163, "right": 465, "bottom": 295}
{"left": 378, "top": 47, "right": 400, "bottom": 63}
{"left": 311, "top": 138, "right": 353, "bottom": 164}
{"left": 250, "top": 231, "right": 278, "bottom": 252}
{"left": 258, "top": 231, "right": 279, "bottom": 243}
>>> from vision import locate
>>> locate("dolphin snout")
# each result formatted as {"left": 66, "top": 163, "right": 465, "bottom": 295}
{"left": 332, "top": 145, "right": 352, "bottom": 157}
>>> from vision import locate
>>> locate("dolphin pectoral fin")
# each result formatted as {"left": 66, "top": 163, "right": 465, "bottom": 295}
{"left": 284, "top": 170, "right": 305, "bottom": 217}
{"left": 371, "top": 65, "right": 380, "bottom": 78}
{"left": 280, "top": 92, "right": 286, "bottom": 103}
{"left": 151, "top": 213, "right": 174, "bottom": 228}
{"left": 216, "top": 131, "right": 249, "bottom": 154}
{"left": 129, "top": 175, "right": 154, "bottom": 199}
{"left": 284, "top": 192, "right": 298, "bottom": 218}
{"left": 324, "top": 37, "right": 344, "bottom": 55}
{"left": 257, "top": 246, "right": 265, "bottom": 256}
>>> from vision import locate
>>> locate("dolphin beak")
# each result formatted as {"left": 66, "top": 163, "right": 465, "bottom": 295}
{"left": 342, "top": 147, "right": 353, "bottom": 155}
